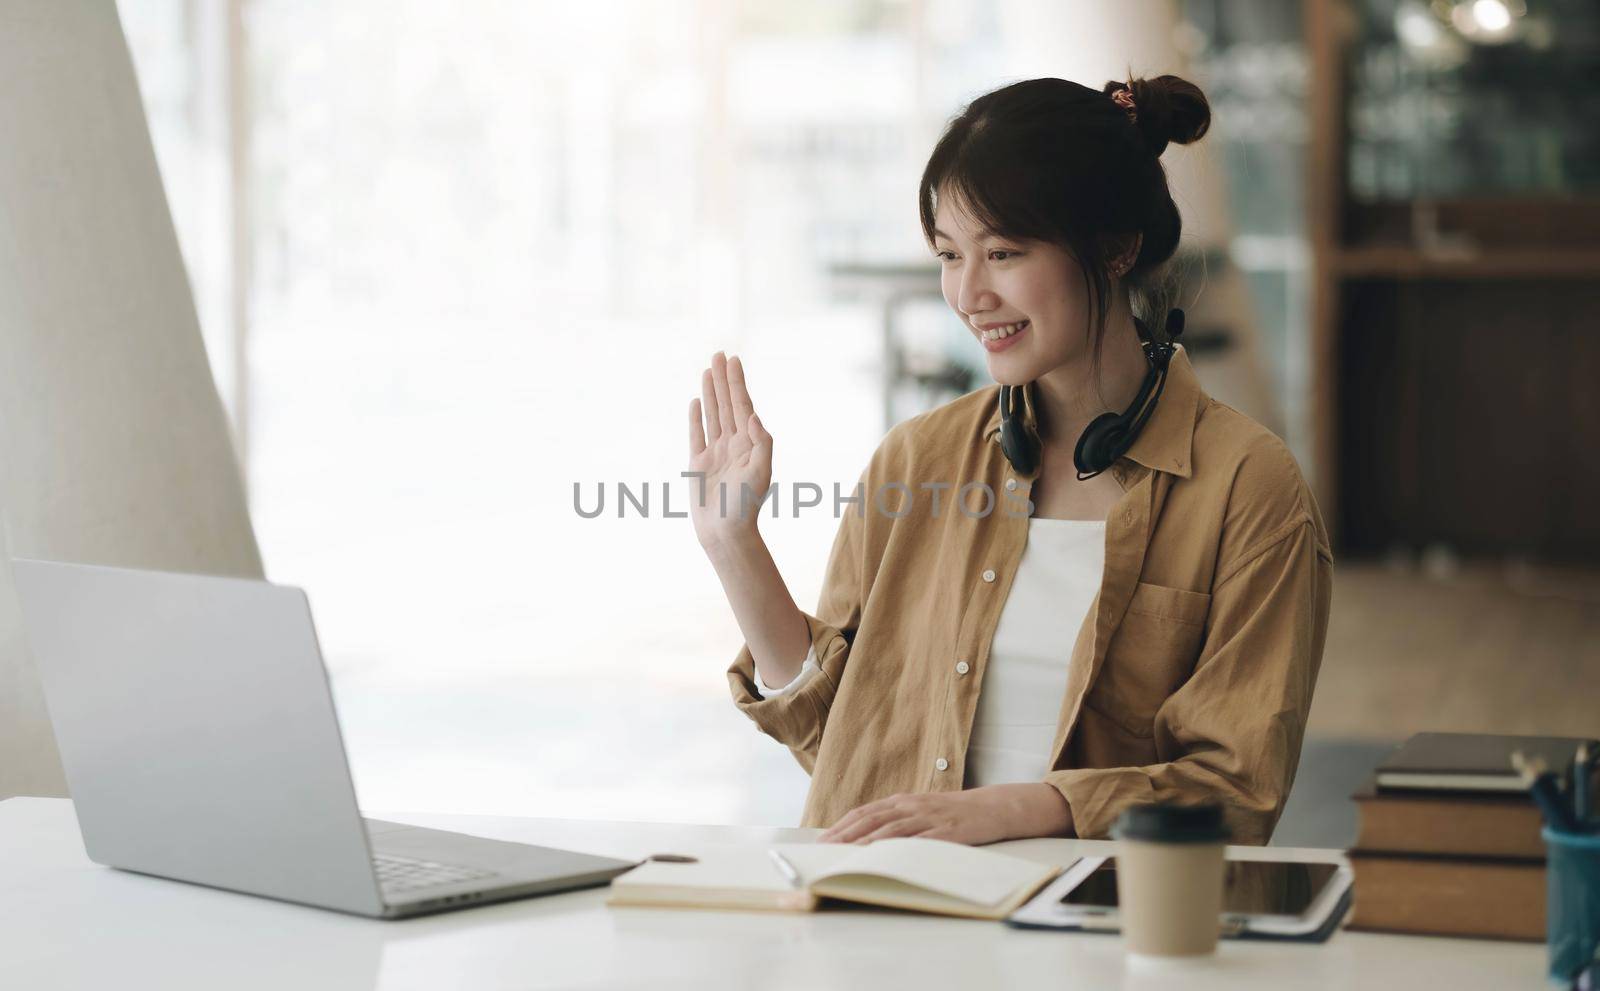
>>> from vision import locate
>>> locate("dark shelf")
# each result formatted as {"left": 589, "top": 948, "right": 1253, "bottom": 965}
{"left": 1335, "top": 246, "right": 1600, "bottom": 280}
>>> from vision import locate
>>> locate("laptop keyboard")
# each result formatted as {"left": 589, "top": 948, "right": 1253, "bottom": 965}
{"left": 373, "top": 853, "right": 498, "bottom": 893}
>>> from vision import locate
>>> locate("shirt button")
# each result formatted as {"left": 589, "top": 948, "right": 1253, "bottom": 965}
{"left": 981, "top": 569, "right": 996, "bottom": 583}
{"left": 1004, "top": 478, "right": 1018, "bottom": 491}
{"left": 935, "top": 758, "right": 950, "bottom": 771}
{"left": 955, "top": 661, "right": 970, "bottom": 676}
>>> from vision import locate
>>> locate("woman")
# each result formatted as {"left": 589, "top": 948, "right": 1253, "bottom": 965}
{"left": 686, "top": 75, "right": 1332, "bottom": 846}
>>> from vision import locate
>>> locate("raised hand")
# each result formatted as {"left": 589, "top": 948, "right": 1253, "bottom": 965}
{"left": 687, "top": 352, "right": 774, "bottom": 549}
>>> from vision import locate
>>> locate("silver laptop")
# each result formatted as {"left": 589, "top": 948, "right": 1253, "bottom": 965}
{"left": 9, "top": 557, "right": 636, "bottom": 919}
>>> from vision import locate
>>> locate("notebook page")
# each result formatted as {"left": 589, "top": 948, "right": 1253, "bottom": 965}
{"left": 613, "top": 848, "right": 800, "bottom": 893}
{"left": 772, "top": 838, "right": 1051, "bottom": 908}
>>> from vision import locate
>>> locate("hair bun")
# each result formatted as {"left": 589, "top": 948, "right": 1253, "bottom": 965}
{"left": 1103, "top": 74, "right": 1211, "bottom": 157}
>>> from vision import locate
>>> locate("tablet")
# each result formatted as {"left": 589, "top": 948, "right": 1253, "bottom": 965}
{"left": 1006, "top": 853, "right": 1353, "bottom": 942}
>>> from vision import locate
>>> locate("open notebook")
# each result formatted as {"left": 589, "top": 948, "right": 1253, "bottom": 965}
{"left": 607, "top": 838, "right": 1065, "bottom": 920}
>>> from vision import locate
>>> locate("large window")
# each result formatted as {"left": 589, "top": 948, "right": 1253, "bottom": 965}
{"left": 122, "top": 0, "right": 1307, "bottom": 824}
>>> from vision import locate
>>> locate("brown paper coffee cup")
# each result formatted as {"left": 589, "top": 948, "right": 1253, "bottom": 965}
{"left": 1111, "top": 802, "right": 1230, "bottom": 959}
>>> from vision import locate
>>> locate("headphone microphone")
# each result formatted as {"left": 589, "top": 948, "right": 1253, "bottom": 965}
{"left": 997, "top": 308, "right": 1183, "bottom": 480}
{"left": 996, "top": 385, "right": 1042, "bottom": 476}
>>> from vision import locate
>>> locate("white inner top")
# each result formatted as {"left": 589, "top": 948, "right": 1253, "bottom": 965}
{"left": 965, "top": 518, "right": 1106, "bottom": 788}
{"left": 755, "top": 518, "right": 1107, "bottom": 791}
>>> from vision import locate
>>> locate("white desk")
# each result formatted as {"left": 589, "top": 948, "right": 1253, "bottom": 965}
{"left": 0, "top": 798, "right": 1545, "bottom": 989}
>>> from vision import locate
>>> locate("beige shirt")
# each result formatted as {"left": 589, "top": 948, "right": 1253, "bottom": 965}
{"left": 760, "top": 519, "right": 1104, "bottom": 790}
{"left": 727, "top": 347, "right": 1334, "bottom": 845}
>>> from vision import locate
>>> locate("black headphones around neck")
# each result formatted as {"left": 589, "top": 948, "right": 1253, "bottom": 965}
{"left": 997, "top": 308, "right": 1184, "bottom": 480}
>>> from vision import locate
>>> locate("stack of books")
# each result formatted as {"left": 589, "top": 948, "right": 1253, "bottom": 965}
{"left": 1346, "top": 732, "right": 1594, "bottom": 941}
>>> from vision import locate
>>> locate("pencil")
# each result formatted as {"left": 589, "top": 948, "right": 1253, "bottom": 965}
{"left": 767, "top": 849, "right": 804, "bottom": 890}
{"left": 1513, "top": 749, "right": 1581, "bottom": 834}
{"left": 1575, "top": 743, "right": 1591, "bottom": 827}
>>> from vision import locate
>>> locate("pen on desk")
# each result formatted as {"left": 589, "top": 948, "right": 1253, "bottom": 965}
{"left": 1574, "top": 743, "right": 1591, "bottom": 828}
{"left": 1512, "top": 750, "right": 1582, "bottom": 834}
{"left": 767, "top": 849, "right": 804, "bottom": 890}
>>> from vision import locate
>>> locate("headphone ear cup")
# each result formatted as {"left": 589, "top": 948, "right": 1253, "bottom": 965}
{"left": 1074, "top": 411, "right": 1127, "bottom": 475}
{"left": 999, "top": 417, "right": 1041, "bottom": 475}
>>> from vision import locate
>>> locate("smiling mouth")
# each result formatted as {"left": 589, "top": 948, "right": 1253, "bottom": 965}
{"left": 979, "top": 320, "right": 1028, "bottom": 342}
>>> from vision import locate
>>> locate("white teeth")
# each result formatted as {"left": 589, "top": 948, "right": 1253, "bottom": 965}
{"left": 981, "top": 321, "right": 1027, "bottom": 341}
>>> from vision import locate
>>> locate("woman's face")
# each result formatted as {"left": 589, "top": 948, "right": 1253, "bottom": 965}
{"left": 932, "top": 192, "right": 1094, "bottom": 387}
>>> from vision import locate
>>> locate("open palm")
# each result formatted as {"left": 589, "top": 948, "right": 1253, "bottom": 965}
{"left": 687, "top": 352, "right": 773, "bottom": 548}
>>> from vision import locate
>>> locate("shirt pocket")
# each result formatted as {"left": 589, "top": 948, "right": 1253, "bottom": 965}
{"left": 1084, "top": 581, "right": 1211, "bottom": 739}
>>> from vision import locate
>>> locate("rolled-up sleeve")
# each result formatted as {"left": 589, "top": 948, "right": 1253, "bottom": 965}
{"left": 1045, "top": 515, "right": 1333, "bottom": 844}
{"left": 726, "top": 480, "right": 866, "bottom": 774}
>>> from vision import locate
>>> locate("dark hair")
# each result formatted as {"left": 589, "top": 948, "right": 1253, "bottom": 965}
{"left": 918, "top": 74, "right": 1211, "bottom": 364}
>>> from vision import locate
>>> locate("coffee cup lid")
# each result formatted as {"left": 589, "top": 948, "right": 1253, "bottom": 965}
{"left": 1111, "top": 802, "right": 1230, "bottom": 844}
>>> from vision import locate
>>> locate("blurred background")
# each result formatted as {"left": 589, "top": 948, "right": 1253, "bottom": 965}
{"left": 106, "top": 0, "right": 1597, "bottom": 844}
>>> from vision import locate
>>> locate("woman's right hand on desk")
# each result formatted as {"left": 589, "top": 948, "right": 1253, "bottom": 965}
{"left": 687, "top": 352, "right": 773, "bottom": 552}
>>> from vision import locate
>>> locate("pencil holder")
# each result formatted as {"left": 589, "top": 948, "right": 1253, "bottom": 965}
{"left": 1542, "top": 826, "right": 1600, "bottom": 983}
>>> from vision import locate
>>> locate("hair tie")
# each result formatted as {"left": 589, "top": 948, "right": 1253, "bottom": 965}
{"left": 1110, "top": 85, "right": 1137, "bottom": 123}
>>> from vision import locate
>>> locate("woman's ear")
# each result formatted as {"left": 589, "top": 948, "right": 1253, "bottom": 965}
{"left": 1107, "top": 233, "right": 1143, "bottom": 277}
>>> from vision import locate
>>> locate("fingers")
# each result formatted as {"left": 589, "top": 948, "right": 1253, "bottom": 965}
{"left": 819, "top": 794, "right": 978, "bottom": 845}
{"left": 700, "top": 353, "right": 761, "bottom": 448}
{"left": 700, "top": 369, "right": 721, "bottom": 441}
{"left": 840, "top": 810, "right": 904, "bottom": 845}
{"left": 710, "top": 352, "right": 736, "bottom": 436}
{"left": 818, "top": 807, "right": 864, "bottom": 843}
{"left": 820, "top": 798, "right": 899, "bottom": 843}
{"left": 858, "top": 816, "right": 928, "bottom": 845}
{"left": 726, "top": 355, "right": 756, "bottom": 431}
{"left": 688, "top": 398, "right": 706, "bottom": 456}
